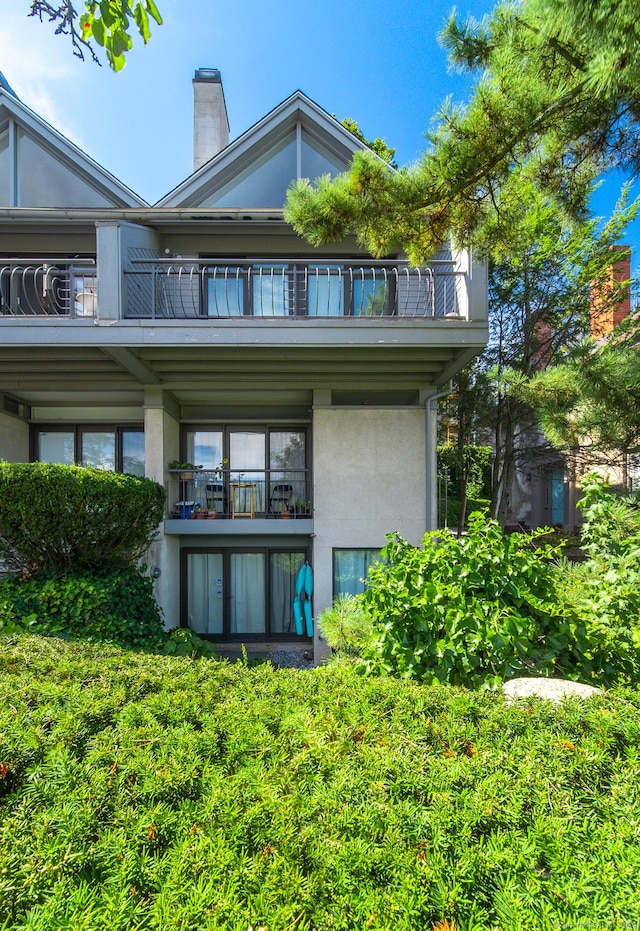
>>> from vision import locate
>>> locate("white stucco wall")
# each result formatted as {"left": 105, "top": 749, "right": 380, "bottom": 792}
{"left": 0, "top": 412, "right": 29, "bottom": 461}
{"left": 312, "top": 407, "right": 427, "bottom": 656}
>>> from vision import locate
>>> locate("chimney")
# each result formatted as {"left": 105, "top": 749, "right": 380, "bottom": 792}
{"left": 193, "top": 68, "right": 229, "bottom": 172}
{"left": 590, "top": 245, "right": 631, "bottom": 339}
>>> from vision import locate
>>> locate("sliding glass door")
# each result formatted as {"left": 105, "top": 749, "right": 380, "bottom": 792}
{"left": 184, "top": 548, "right": 308, "bottom": 639}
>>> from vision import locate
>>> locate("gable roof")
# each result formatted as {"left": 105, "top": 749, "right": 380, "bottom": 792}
{"left": 156, "top": 90, "right": 367, "bottom": 209}
{"left": 0, "top": 85, "right": 148, "bottom": 208}
{"left": 0, "top": 71, "right": 18, "bottom": 99}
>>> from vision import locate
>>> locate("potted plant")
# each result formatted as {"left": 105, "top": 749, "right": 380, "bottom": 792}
{"left": 168, "top": 460, "right": 203, "bottom": 482}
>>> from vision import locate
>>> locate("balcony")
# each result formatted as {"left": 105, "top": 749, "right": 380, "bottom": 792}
{"left": 0, "top": 260, "right": 97, "bottom": 317}
{"left": 164, "top": 469, "right": 312, "bottom": 534}
{"left": 125, "top": 259, "right": 466, "bottom": 320}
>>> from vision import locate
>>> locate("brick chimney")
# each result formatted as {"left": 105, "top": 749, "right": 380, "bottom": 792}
{"left": 590, "top": 245, "right": 631, "bottom": 339}
{"left": 193, "top": 69, "right": 230, "bottom": 172}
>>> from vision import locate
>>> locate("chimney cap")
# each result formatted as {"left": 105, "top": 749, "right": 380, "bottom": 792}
{"left": 194, "top": 68, "right": 222, "bottom": 83}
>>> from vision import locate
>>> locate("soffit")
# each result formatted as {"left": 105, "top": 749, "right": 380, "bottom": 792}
{"left": 0, "top": 343, "right": 465, "bottom": 405}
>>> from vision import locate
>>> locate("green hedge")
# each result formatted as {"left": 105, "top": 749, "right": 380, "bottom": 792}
{"left": 0, "top": 462, "right": 164, "bottom": 573}
{"left": 438, "top": 495, "right": 491, "bottom": 527}
{"left": 0, "top": 568, "right": 165, "bottom": 648}
{"left": 1, "top": 635, "right": 639, "bottom": 930}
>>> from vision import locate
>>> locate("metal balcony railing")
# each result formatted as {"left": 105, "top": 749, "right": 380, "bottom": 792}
{"left": 126, "top": 259, "right": 466, "bottom": 320}
{"left": 0, "top": 260, "right": 97, "bottom": 317}
{"left": 166, "top": 469, "right": 311, "bottom": 520}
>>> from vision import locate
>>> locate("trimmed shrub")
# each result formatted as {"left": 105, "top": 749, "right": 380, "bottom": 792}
{"left": 1, "top": 635, "right": 639, "bottom": 930}
{"left": 0, "top": 462, "right": 164, "bottom": 573}
{"left": 0, "top": 568, "right": 165, "bottom": 649}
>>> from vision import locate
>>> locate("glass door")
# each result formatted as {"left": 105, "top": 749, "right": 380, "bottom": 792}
{"left": 229, "top": 430, "right": 266, "bottom": 514}
{"left": 187, "top": 552, "right": 224, "bottom": 636}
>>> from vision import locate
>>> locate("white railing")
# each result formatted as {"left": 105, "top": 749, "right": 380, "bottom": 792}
{"left": 125, "top": 259, "right": 465, "bottom": 320}
{"left": 0, "top": 261, "right": 97, "bottom": 317}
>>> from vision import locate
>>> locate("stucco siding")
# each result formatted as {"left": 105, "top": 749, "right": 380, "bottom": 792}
{"left": 0, "top": 412, "right": 29, "bottom": 461}
{"left": 312, "top": 407, "right": 427, "bottom": 642}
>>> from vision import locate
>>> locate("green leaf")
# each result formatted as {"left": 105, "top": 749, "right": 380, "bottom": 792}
{"left": 91, "top": 17, "right": 105, "bottom": 46}
{"left": 145, "top": 0, "right": 163, "bottom": 25}
{"left": 134, "top": 3, "right": 151, "bottom": 42}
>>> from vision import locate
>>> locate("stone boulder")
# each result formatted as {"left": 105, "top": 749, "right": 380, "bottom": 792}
{"left": 503, "top": 676, "right": 602, "bottom": 703}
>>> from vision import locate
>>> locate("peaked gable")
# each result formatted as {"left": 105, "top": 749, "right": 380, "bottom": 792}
{"left": 0, "top": 88, "right": 147, "bottom": 208}
{"left": 157, "top": 91, "right": 367, "bottom": 209}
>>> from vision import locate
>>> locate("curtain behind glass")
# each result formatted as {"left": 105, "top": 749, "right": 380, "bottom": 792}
{"left": 334, "top": 550, "right": 380, "bottom": 597}
{"left": 187, "top": 553, "right": 224, "bottom": 635}
{"left": 230, "top": 553, "right": 265, "bottom": 634}
{"left": 270, "top": 552, "right": 305, "bottom": 635}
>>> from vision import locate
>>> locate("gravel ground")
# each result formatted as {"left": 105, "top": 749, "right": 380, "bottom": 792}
{"left": 268, "top": 649, "right": 315, "bottom": 669}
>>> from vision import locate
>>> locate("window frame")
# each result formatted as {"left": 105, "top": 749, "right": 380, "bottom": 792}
{"left": 332, "top": 548, "right": 382, "bottom": 598}
{"left": 201, "top": 262, "right": 397, "bottom": 318}
{"left": 183, "top": 424, "right": 310, "bottom": 518}
{"left": 181, "top": 545, "right": 312, "bottom": 641}
{"left": 32, "top": 424, "right": 144, "bottom": 474}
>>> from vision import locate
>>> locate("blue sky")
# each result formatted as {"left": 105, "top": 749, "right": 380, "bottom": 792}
{"left": 1, "top": 0, "right": 638, "bottom": 270}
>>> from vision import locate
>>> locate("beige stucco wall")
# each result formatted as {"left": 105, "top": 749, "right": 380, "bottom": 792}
{"left": 144, "top": 396, "right": 180, "bottom": 628}
{"left": 0, "top": 412, "right": 29, "bottom": 461}
{"left": 312, "top": 407, "right": 426, "bottom": 656}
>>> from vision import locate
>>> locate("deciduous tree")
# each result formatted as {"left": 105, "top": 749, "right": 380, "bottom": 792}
{"left": 29, "top": 0, "right": 162, "bottom": 71}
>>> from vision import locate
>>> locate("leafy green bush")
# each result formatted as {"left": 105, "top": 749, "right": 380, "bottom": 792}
{"left": 578, "top": 471, "right": 640, "bottom": 558}
{"left": 318, "top": 594, "right": 373, "bottom": 656}
{"left": 438, "top": 495, "right": 491, "bottom": 527}
{"left": 549, "top": 474, "right": 640, "bottom": 683}
{"left": 0, "top": 568, "right": 165, "bottom": 649}
{"left": 360, "top": 515, "right": 588, "bottom": 688}
{"left": 0, "top": 462, "right": 165, "bottom": 573}
{"left": 1, "top": 634, "right": 639, "bottom": 930}
{"left": 161, "top": 626, "right": 219, "bottom": 658}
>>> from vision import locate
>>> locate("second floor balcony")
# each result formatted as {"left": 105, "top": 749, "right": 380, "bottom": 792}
{"left": 0, "top": 260, "right": 97, "bottom": 317}
{"left": 165, "top": 469, "right": 312, "bottom": 525}
{"left": 125, "top": 259, "right": 465, "bottom": 320}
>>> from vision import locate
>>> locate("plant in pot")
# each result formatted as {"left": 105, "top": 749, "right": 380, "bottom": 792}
{"left": 168, "top": 460, "right": 203, "bottom": 482}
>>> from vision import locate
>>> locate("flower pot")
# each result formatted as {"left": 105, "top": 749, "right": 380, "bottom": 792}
{"left": 196, "top": 511, "right": 206, "bottom": 519}
{"left": 206, "top": 510, "right": 217, "bottom": 520}
{"left": 281, "top": 510, "right": 291, "bottom": 519}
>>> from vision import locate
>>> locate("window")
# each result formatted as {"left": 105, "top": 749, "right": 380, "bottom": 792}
{"left": 34, "top": 426, "right": 144, "bottom": 475}
{"left": 206, "top": 266, "right": 245, "bottom": 316}
{"left": 184, "top": 547, "right": 309, "bottom": 639}
{"left": 333, "top": 549, "right": 382, "bottom": 597}
{"left": 203, "top": 263, "right": 396, "bottom": 318}
{"left": 352, "top": 273, "right": 393, "bottom": 316}
{"left": 307, "top": 264, "right": 344, "bottom": 317}
{"left": 184, "top": 426, "right": 308, "bottom": 516}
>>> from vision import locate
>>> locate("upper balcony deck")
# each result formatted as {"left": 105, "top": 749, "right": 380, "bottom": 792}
{"left": 0, "top": 243, "right": 488, "bottom": 399}
{"left": 1, "top": 258, "right": 468, "bottom": 321}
